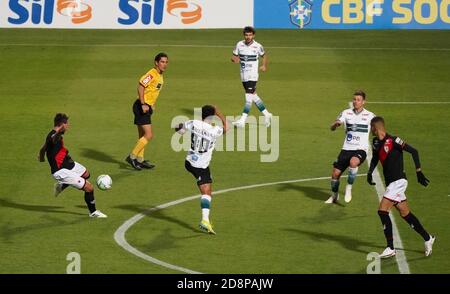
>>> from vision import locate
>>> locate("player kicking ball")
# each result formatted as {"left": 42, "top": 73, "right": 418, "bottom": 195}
{"left": 175, "top": 105, "right": 229, "bottom": 234}
{"left": 368, "top": 116, "right": 434, "bottom": 258}
{"left": 38, "top": 113, "right": 107, "bottom": 218}
{"left": 231, "top": 26, "right": 273, "bottom": 128}
{"left": 325, "top": 90, "right": 375, "bottom": 204}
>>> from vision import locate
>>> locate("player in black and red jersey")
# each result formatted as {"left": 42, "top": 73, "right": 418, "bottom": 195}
{"left": 38, "top": 113, "right": 107, "bottom": 218}
{"left": 367, "top": 116, "right": 434, "bottom": 258}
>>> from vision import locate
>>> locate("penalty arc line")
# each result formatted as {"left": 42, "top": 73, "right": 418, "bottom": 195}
{"left": 349, "top": 101, "right": 411, "bottom": 274}
{"left": 114, "top": 174, "right": 365, "bottom": 274}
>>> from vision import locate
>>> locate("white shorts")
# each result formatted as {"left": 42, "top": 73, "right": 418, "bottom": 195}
{"left": 384, "top": 179, "right": 408, "bottom": 203}
{"left": 52, "top": 162, "right": 87, "bottom": 190}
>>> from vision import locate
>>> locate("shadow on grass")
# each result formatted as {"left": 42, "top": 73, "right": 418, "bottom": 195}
{"left": 178, "top": 108, "right": 195, "bottom": 116}
{"left": 0, "top": 198, "right": 86, "bottom": 216}
{"left": 80, "top": 148, "right": 132, "bottom": 171}
{"left": 284, "top": 228, "right": 385, "bottom": 254}
{"left": 80, "top": 148, "right": 145, "bottom": 182}
{"left": 277, "top": 183, "right": 345, "bottom": 207}
{"left": 284, "top": 228, "right": 424, "bottom": 256}
{"left": 0, "top": 213, "right": 87, "bottom": 243}
{"left": 114, "top": 204, "right": 199, "bottom": 233}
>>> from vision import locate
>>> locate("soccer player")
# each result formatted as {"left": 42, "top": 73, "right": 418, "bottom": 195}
{"left": 175, "top": 105, "right": 229, "bottom": 234}
{"left": 367, "top": 116, "right": 434, "bottom": 258}
{"left": 38, "top": 113, "right": 107, "bottom": 218}
{"left": 126, "top": 52, "right": 169, "bottom": 170}
{"left": 231, "top": 26, "right": 273, "bottom": 128}
{"left": 325, "top": 90, "right": 375, "bottom": 204}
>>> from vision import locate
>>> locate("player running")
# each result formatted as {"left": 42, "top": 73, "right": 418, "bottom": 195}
{"left": 231, "top": 26, "right": 273, "bottom": 128}
{"left": 175, "top": 105, "right": 229, "bottom": 234}
{"left": 126, "top": 53, "right": 169, "bottom": 170}
{"left": 325, "top": 90, "right": 375, "bottom": 204}
{"left": 38, "top": 113, "right": 107, "bottom": 218}
{"left": 368, "top": 116, "right": 434, "bottom": 258}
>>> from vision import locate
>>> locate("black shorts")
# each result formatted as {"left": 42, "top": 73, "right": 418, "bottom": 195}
{"left": 185, "top": 160, "right": 212, "bottom": 186}
{"left": 242, "top": 81, "right": 257, "bottom": 94}
{"left": 333, "top": 150, "right": 367, "bottom": 172}
{"left": 133, "top": 99, "right": 153, "bottom": 125}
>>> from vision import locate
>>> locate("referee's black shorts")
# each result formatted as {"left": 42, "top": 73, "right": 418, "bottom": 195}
{"left": 132, "top": 99, "right": 153, "bottom": 125}
{"left": 185, "top": 160, "right": 212, "bottom": 186}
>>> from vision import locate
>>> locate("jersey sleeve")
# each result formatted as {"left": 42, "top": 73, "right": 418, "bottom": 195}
{"left": 393, "top": 136, "right": 406, "bottom": 150}
{"left": 184, "top": 120, "right": 194, "bottom": 132}
{"left": 232, "top": 42, "right": 239, "bottom": 56}
{"left": 139, "top": 70, "right": 153, "bottom": 88}
{"left": 336, "top": 111, "right": 346, "bottom": 124}
{"left": 214, "top": 126, "right": 224, "bottom": 138}
{"left": 259, "top": 44, "right": 265, "bottom": 57}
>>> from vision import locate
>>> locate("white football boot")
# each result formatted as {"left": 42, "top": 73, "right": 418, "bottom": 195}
{"left": 264, "top": 113, "right": 273, "bottom": 127}
{"left": 424, "top": 235, "right": 436, "bottom": 257}
{"left": 344, "top": 184, "right": 352, "bottom": 203}
{"left": 89, "top": 210, "right": 108, "bottom": 218}
{"left": 232, "top": 119, "right": 245, "bottom": 128}
{"left": 325, "top": 193, "right": 339, "bottom": 204}
{"left": 379, "top": 247, "right": 396, "bottom": 259}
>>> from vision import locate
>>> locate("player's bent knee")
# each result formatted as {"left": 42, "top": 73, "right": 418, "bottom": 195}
{"left": 332, "top": 170, "right": 341, "bottom": 179}
{"left": 350, "top": 158, "right": 360, "bottom": 167}
{"left": 82, "top": 170, "right": 90, "bottom": 179}
{"left": 83, "top": 181, "right": 94, "bottom": 192}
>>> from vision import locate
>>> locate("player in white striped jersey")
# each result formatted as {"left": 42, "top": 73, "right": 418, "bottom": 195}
{"left": 325, "top": 90, "right": 376, "bottom": 204}
{"left": 175, "top": 105, "right": 229, "bottom": 234}
{"left": 231, "top": 26, "right": 273, "bottom": 128}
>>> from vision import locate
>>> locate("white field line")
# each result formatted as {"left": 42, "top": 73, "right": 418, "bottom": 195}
{"left": 1, "top": 43, "right": 450, "bottom": 51}
{"left": 114, "top": 175, "right": 365, "bottom": 274}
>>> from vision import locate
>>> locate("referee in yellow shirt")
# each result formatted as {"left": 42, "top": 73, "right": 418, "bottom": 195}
{"left": 126, "top": 52, "right": 168, "bottom": 170}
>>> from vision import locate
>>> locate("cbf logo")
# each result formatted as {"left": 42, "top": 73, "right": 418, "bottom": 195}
{"left": 288, "top": 0, "right": 313, "bottom": 29}
{"left": 8, "top": 0, "right": 92, "bottom": 25}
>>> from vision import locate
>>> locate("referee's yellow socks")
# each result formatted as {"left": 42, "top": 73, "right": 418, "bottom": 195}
{"left": 131, "top": 137, "right": 148, "bottom": 159}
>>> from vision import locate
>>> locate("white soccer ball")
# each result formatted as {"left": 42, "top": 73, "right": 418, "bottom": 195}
{"left": 96, "top": 174, "right": 112, "bottom": 190}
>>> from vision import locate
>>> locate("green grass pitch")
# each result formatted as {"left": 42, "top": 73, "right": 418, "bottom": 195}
{"left": 0, "top": 29, "right": 449, "bottom": 273}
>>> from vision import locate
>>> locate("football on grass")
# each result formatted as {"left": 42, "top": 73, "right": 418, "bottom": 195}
{"left": 96, "top": 175, "right": 112, "bottom": 190}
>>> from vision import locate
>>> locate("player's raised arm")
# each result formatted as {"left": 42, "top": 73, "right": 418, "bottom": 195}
{"left": 174, "top": 123, "right": 185, "bottom": 134}
{"left": 214, "top": 106, "right": 229, "bottom": 134}
{"left": 38, "top": 141, "right": 47, "bottom": 162}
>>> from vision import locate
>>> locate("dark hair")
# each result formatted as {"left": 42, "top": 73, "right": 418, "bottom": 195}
{"left": 54, "top": 113, "right": 69, "bottom": 126}
{"left": 354, "top": 90, "right": 366, "bottom": 100}
{"left": 243, "top": 26, "right": 255, "bottom": 34}
{"left": 202, "top": 105, "right": 216, "bottom": 120}
{"left": 371, "top": 116, "right": 385, "bottom": 126}
{"left": 154, "top": 52, "right": 168, "bottom": 62}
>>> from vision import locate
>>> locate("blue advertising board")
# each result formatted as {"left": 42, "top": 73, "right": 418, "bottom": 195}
{"left": 254, "top": 0, "right": 450, "bottom": 29}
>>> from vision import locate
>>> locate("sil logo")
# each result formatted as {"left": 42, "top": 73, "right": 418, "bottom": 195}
{"left": 167, "top": 0, "right": 202, "bottom": 24}
{"left": 289, "top": 0, "right": 313, "bottom": 29}
{"left": 57, "top": 0, "right": 92, "bottom": 24}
